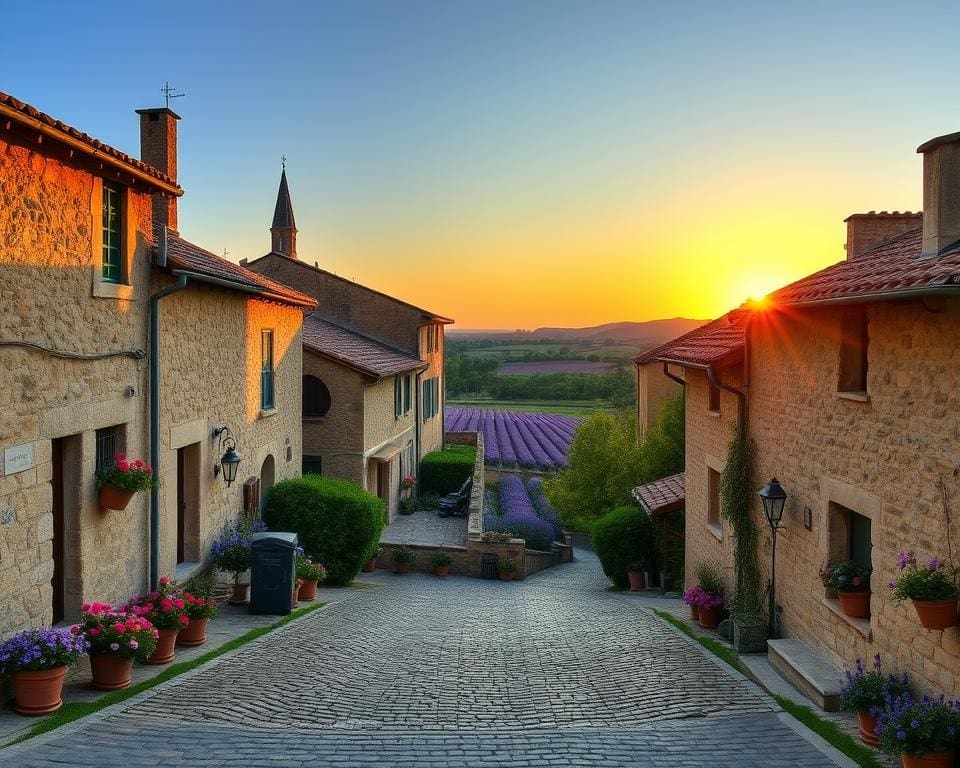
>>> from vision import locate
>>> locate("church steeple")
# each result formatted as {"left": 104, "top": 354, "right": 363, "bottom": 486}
{"left": 270, "top": 159, "right": 298, "bottom": 259}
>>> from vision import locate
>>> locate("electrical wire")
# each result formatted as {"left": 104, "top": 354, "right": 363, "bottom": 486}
{"left": 0, "top": 340, "right": 145, "bottom": 361}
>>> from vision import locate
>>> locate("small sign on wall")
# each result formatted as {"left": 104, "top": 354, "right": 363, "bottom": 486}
{"left": 4, "top": 444, "right": 34, "bottom": 475}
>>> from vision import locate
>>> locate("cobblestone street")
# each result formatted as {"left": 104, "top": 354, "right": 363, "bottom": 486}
{"left": 3, "top": 552, "right": 851, "bottom": 767}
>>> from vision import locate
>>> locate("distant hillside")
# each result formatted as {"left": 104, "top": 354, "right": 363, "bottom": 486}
{"left": 448, "top": 318, "right": 708, "bottom": 346}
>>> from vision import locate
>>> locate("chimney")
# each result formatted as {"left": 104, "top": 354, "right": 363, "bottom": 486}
{"left": 135, "top": 107, "right": 180, "bottom": 231}
{"left": 843, "top": 211, "right": 922, "bottom": 260}
{"left": 917, "top": 130, "right": 960, "bottom": 257}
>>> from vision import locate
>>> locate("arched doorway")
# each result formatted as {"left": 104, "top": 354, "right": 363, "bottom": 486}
{"left": 260, "top": 454, "right": 276, "bottom": 516}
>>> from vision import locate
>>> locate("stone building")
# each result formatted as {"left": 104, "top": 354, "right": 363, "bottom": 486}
{"left": 0, "top": 91, "right": 315, "bottom": 636}
{"left": 243, "top": 172, "right": 452, "bottom": 516}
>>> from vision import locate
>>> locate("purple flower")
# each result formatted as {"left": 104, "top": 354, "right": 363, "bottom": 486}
{"left": 896, "top": 551, "right": 915, "bottom": 570}
{"left": 928, "top": 557, "right": 941, "bottom": 571}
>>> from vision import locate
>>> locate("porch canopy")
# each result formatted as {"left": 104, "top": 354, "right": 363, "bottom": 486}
{"left": 632, "top": 472, "right": 685, "bottom": 591}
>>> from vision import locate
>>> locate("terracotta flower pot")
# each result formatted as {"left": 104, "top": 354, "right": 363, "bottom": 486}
{"left": 698, "top": 605, "right": 723, "bottom": 629}
{"left": 146, "top": 628, "right": 179, "bottom": 665}
{"left": 90, "top": 653, "right": 134, "bottom": 691}
{"left": 912, "top": 598, "right": 958, "bottom": 631}
{"left": 362, "top": 556, "right": 378, "bottom": 573}
{"left": 499, "top": 570, "right": 515, "bottom": 582}
{"left": 627, "top": 570, "right": 646, "bottom": 591}
{"left": 298, "top": 579, "right": 318, "bottom": 601}
{"left": 838, "top": 590, "right": 871, "bottom": 619}
{"left": 901, "top": 752, "right": 955, "bottom": 768}
{"left": 395, "top": 561, "right": 410, "bottom": 575}
{"left": 856, "top": 710, "right": 879, "bottom": 746}
{"left": 177, "top": 617, "right": 209, "bottom": 647}
{"left": 434, "top": 565, "right": 449, "bottom": 577}
{"left": 12, "top": 666, "right": 66, "bottom": 716}
{"left": 98, "top": 484, "right": 135, "bottom": 511}
{"left": 690, "top": 605, "right": 700, "bottom": 620}
{"left": 228, "top": 583, "right": 249, "bottom": 605}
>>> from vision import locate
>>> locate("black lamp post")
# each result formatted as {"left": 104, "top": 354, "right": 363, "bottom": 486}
{"left": 758, "top": 477, "right": 787, "bottom": 638}
{"left": 213, "top": 426, "right": 242, "bottom": 487}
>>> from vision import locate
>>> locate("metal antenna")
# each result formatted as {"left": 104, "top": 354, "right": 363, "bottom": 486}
{"left": 161, "top": 82, "right": 185, "bottom": 109}
{"left": 281, "top": 154, "right": 287, "bottom": 170}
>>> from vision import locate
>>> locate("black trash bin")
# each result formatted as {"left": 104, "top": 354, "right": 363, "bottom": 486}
{"left": 249, "top": 532, "right": 298, "bottom": 615}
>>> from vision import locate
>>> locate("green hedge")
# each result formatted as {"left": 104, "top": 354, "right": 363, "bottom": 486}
{"left": 420, "top": 445, "right": 476, "bottom": 495}
{"left": 592, "top": 505, "right": 660, "bottom": 588}
{"left": 263, "top": 476, "right": 385, "bottom": 586}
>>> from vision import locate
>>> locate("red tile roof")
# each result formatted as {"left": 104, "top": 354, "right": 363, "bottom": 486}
{"left": 632, "top": 473, "right": 685, "bottom": 516}
{"left": 0, "top": 91, "right": 181, "bottom": 194}
{"left": 768, "top": 227, "right": 960, "bottom": 306}
{"left": 164, "top": 230, "right": 317, "bottom": 308}
{"left": 302, "top": 315, "right": 428, "bottom": 378}
{"left": 633, "top": 316, "right": 744, "bottom": 368}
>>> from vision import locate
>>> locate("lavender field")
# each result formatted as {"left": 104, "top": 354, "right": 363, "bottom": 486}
{"left": 484, "top": 474, "right": 563, "bottom": 550}
{"left": 445, "top": 407, "right": 578, "bottom": 471}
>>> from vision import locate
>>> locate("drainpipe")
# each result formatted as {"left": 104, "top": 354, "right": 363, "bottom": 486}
{"left": 706, "top": 365, "right": 746, "bottom": 439}
{"left": 661, "top": 362, "right": 686, "bottom": 388}
{"left": 149, "top": 226, "right": 188, "bottom": 589}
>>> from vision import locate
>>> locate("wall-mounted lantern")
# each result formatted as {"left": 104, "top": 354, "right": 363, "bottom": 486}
{"left": 757, "top": 477, "right": 788, "bottom": 639}
{"left": 213, "top": 426, "right": 242, "bottom": 487}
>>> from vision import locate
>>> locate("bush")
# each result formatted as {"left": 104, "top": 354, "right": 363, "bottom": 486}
{"left": 420, "top": 445, "right": 476, "bottom": 494}
{"left": 592, "top": 506, "right": 660, "bottom": 588}
{"left": 263, "top": 476, "right": 385, "bottom": 586}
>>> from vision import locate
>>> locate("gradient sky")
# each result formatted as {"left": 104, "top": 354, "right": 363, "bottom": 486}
{"left": 6, "top": 1, "right": 960, "bottom": 328}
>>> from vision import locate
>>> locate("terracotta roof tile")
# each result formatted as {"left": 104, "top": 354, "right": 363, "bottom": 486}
{"left": 634, "top": 316, "right": 744, "bottom": 368}
{"left": 632, "top": 473, "right": 685, "bottom": 516}
{"left": 302, "top": 315, "right": 427, "bottom": 378}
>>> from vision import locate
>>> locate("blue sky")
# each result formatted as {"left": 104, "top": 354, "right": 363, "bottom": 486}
{"left": 5, "top": 1, "right": 960, "bottom": 327}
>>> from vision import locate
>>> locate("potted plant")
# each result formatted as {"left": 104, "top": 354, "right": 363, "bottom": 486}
{"left": 876, "top": 692, "right": 960, "bottom": 768}
{"left": 840, "top": 654, "right": 911, "bottom": 745}
{"left": 127, "top": 576, "right": 189, "bottom": 664}
{"left": 362, "top": 547, "right": 382, "bottom": 573}
{"left": 78, "top": 602, "right": 158, "bottom": 690}
{"left": 693, "top": 562, "right": 726, "bottom": 629}
{"left": 296, "top": 550, "right": 327, "bottom": 601}
{"left": 627, "top": 563, "right": 646, "bottom": 591}
{"left": 177, "top": 591, "right": 219, "bottom": 647}
{"left": 890, "top": 552, "right": 959, "bottom": 631}
{"left": 401, "top": 475, "right": 416, "bottom": 493}
{"left": 498, "top": 557, "right": 518, "bottom": 582}
{"left": 95, "top": 453, "right": 156, "bottom": 511}
{"left": 393, "top": 546, "right": 415, "bottom": 574}
{"left": 211, "top": 518, "right": 267, "bottom": 604}
{"left": 432, "top": 550, "right": 453, "bottom": 577}
{"left": 683, "top": 585, "right": 704, "bottom": 620}
{"left": 0, "top": 628, "right": 88, "bottom": 715}
{"left": 820, "top": 560, "right": 872, "bottom": 618}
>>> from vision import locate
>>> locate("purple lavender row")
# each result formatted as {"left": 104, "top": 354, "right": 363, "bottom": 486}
{"left": 526, "top": 477, "right": 563, "bottom": 539}
{"left": 493, "top": 413, "right": 518, "bottom": 466}
{"left": 482, "top": 412, "right": 500, "bottom": 463}
{"left": 488, "top": 474, "right": 557, "bottom": 550}
{"left": 514, "top": 414, "right": 567, "bottom": 466}
{"left": 507, "top": 412, "right": 556, "bottom": 470}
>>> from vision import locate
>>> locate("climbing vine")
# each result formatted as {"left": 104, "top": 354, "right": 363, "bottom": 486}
{"left": 719, "top": 428, "right": 762, "bottom": 615}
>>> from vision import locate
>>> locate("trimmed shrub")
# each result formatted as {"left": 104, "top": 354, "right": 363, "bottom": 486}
{"left": 263, "top": 476, "right": 385, "bottom": 586}
{"left": 420, "top": 445, "right": 476, "bottom": 495}
{"left": 592, "top": 506, "right": 660, "bottom": 588}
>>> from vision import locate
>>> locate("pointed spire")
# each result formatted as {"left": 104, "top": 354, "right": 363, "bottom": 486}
{"left": 270, "top": 161, "right": 297, "bottom": 258}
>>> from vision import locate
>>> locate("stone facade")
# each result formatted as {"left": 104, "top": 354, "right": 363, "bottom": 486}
{"left": 636, "top": 362, "right": 683, "bottom": 434}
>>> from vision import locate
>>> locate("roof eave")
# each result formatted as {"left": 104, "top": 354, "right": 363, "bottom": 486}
{"left": 302, "top": 344, "right": 427, "bottom": 379}
{"left": 655, "top": 349, "right": 744, "bottom": 371}
{"left": 773, "top": 284, "right": 960, "bottom": 309}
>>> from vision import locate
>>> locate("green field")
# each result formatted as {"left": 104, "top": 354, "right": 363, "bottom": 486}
{"left": 460, "top": 342, "right": 647, "bottom": 361}
{"left": 446, "top": 398, "right": 623, "bottom": 417}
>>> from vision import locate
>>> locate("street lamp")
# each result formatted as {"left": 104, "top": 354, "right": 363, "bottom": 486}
{"left": 213, "top": 426, "right": 242, "bottom": 487}
{"left": 758, "top": 477, "right": 788, "bottom": 638}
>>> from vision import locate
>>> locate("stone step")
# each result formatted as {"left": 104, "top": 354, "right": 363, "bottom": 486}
{"left": 767, "top": 638, "right": 844, "bottom": 712}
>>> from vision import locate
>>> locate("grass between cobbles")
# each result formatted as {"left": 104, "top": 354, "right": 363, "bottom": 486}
{"left": 652, "top": 610, "right": 882, "bottom": 768}
{"left": 8, "top": 603, "right": 324, "bottom": 746}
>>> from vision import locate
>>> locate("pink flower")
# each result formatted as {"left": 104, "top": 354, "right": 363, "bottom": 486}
{"left": 851, "top": 576, "right": 862, "bottom": 587}
{"left": 150, "top": 592, "right": 160, "bottom": 600}
{"left": 69, "top": 625, "right": 81, "bottom": 634}
{"left": 89, "top": 627, "right": 101, "bottom": 637}
{"left": 160, "top": 598, "right": 174, "bottom": 612}
{"left": 179, "top": 614, "right": 190, "bottom": 626}
{"left": 144, "top": 465, "right": 152, "bottom": 474}
{"left": 117, "top": 458, "right": 130, "bottom": 472}
{"left": 112, "top": 623, "right": 127, "bottom": 634}
{"left": 174, "top": 599, "right": 185, "bottom": 609}
{"left": 109, "top": 642, "right": 120, "bottom": 652}
{"left": 159, "top": 576, "right": 170, "bottom": 586}
{"left": 152, "top": 629, "right": 159, "bottom": 639}
{"left": 133, "top": 459, "right": 144, "bottom": 469}
{"left": 128, "top": 640, "right": 139, "bottom": 650}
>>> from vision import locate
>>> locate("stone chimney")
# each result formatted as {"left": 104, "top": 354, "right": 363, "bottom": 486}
{"left": 844, "top": 211, "right": 922, "bottom": 260}
{"left": 135, "top": 107, "right": 180, "bottom": 231}
{"left": 917, "top": 131, "right": 960, "bottom": 257}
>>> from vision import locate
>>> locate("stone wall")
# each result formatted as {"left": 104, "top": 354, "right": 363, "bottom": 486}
{"left": 302, "top": 352, "right": 365, "bottom": 484}
{"left": 637, "top": 362, "right": 683, "bottom": 434}
{"left": 418, "top": 323, "right": 445, "bottom": 458}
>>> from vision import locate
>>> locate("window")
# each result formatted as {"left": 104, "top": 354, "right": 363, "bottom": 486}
{"left": 101, "top": 182, "right": 123, "bottom": 283}
{"left": 838, "top": 308, "right": 868, "bottom": 393}
{"left": 828, "top": 502, "right": 873, "bottom": 572}
{"left": 424, "top": 325, "right": 439, "bottom": 354}
{"left": 403, "top": 374, "right": 412, "bottom": 413}
{"left": 394, "top": 374, "right": 413, "bottom": 419}
{"left": 303, "top": 456, "right": 322, "bottom": 476}
{"left": 261, "top": 331, "right": 275, "bottom": 410}
{"left": 422, "top": 377, "right": 440, "bottom": 422}
{"left": 303, "top": 375, "right": 331, "bottom": 418}
{"left": 708, "top": 380, "right": 721, "bottom": 412}
{"left": 95, "top": 425, "right": 124, "bottom": 473}
{"left": 707, "top": 467, "right": 722, "bottom": 537}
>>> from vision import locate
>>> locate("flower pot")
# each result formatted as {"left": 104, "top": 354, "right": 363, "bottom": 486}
{"left": 177, "top": 617, "right": 209, "bottom": 647}
{"left": 146, "top": 628, "right": 179, "bottom": 664}
{"left": 395, "top": 561, "right": 410, "bottom": 575}
{"left": 838, "top": 590, "right": 871, "bottom": 619}
{"left": 362, "top": 556, "right": 378, "bottom": 573}
{"left": 98, "top": 484, "right": 135, "bottom": 511}
{"left": 690, "top": 605, "right": 700, "bottom": 620}
{"left": 911, "top": 598, "right": 958, "bottom": 631}
{"left": 90, "top": 653, "right": 134, "bottom": 691}
{"left": 499, "top": 570, "right": 515, "bottom": 582}
{"left": 698, "top": 605, "right": 723, "bottom": 629}
{"left": 434, "top": 565, "right": 449, "bottom": 578}
{"left": 228, "top": 583, "right": 249, "bottom": 605}
{"left": 627, "top": 570, "right": 646, "bottom": 591}
{"left": 12, "top": 666, "right": 66, "bottom": 716}
{"left": 856, "top": 710, "right": 879, "bottom": 746}
{"left": 901, "top": 752, "right": 955, "bottom": 768}
{"left": 298, "top": 579, "right": 319, "bottom": 601}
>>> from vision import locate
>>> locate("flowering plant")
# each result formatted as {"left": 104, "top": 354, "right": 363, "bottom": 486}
{"left": 819, "top": 560, "right": 871, "bottom": 592}
{"left": 889, "top": 552, "right": 958, "bottom": 603}
{"left": 393, "top": 546, "right": 415, "bottom": 564}
{"left": 0, "top": 628, "right": 88, "bottom": 672}
{"left": 127, "top": 576, "right": 190, "bottom": 631}
{"left": 400, "top": 475, "right": 417, "bottom": 490}
{"left": 840, "top": 654, "right": 910, "bottom": 713}
{"left": 95, "top": 453, "right": 157, "bottom": 492}
{"left": 497, "top": 557, "right": 517, "bottom": 573}
{"left": 77, "top": 603, "right": 158, "bottom": 661}
{"left": 432, "top": 550, "right": 453, "bottom": 567}
{"left": 295, "top": 551, "right": 327, "bottom": 583}
{"left": 211, "top": 518, "right": 268, "bottom": 584}
{"left": 876, "top": 692, "right": 960, "bottom": 756}
{"left": 182, "top": 592, "right": 219, "bottom": 620}
{"left": 683, "top": 585, "right": 706, "bottom": 607}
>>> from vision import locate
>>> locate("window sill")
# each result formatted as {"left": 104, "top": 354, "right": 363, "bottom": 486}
{"left": 706, "top": 523, "right": 723, "bottom": 542}
{"left": 259, "top": 408, "right": 277, "bottom": 419}
{"left": 835, "top": 391, "right": 870, "bottom": 403}
{"left": 820, "top": 597, "right": 873, "bottom": 640}
{"left": 706, "top": 409, "right": 721, "bottom": 418}
{"left": 93, "top": 281, "right": 134, "bottom": 301}
{"left": 303, "top": 416, "right": 327, "bottom": 423}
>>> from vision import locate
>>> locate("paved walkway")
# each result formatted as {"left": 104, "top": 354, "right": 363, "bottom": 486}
{"left": 2, "top": 552, "right": 852, "bottom": 767}
{"left": 381, "top": 507, "right": 468, "bottom": 547}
